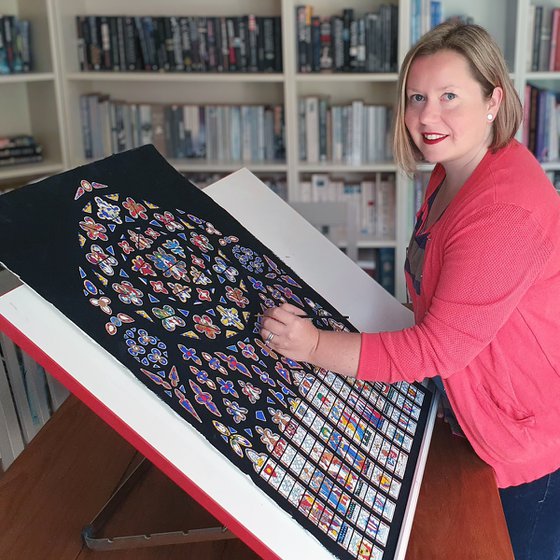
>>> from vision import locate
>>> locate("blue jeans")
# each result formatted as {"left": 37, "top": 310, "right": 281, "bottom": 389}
{"left": 500, "top": 467, "right": 560, "bottom": 560}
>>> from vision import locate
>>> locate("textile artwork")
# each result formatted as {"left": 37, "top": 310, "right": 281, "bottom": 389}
{"left": 0, "top": 146, "right": 432, "bottom": 560}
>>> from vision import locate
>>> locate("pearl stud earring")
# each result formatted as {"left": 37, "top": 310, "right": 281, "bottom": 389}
{"left": 487, "top": 113, "right": 494, "bottom": 121}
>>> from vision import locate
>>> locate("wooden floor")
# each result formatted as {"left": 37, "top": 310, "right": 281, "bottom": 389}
{"left": 0, "top": 395, "right": 514, "bottom": 559}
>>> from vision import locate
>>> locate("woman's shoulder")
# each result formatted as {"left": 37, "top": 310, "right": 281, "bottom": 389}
{"left": 486, "top": 141, "right": 557, "bottom": 202}
{"left": 463, "top": 141, "right": 560, "bottom": 237}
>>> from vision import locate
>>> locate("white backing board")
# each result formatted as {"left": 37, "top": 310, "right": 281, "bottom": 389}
{"left": 0, "top": 167, "right": 436, "bottom": 560}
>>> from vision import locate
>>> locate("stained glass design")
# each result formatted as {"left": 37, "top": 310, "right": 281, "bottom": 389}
{"left": 0, "top": 146, "right": 432, "bottom": 559}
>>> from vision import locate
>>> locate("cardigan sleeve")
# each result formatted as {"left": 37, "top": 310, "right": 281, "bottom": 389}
{"left": 357, "top": 203, "right": 553, "bottom": 383}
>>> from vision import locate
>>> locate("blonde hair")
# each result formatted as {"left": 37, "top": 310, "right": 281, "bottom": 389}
{"left": 393, "top": 22, "right": 523, "bottom": 175}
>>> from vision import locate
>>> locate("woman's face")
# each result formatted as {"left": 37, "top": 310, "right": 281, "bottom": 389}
{"left": 404, "top": 49, "right": 501, "bottom": 175}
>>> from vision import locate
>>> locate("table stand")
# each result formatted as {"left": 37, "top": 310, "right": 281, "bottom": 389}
{"left": 82, "top": 456, "right": 236, "bottom": 551}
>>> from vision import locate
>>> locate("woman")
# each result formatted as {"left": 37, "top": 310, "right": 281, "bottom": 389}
{"left": 261, "top": 22, "right": 560, "bottom": 559}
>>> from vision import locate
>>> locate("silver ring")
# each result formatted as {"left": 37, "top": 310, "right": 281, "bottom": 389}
{"left": 265, "top": 332, "right": 275, "bottom": 345}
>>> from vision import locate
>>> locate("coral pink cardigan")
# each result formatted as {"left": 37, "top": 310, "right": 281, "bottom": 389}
{"left": 357, "top": 140, "right": 560, "bottom": 488}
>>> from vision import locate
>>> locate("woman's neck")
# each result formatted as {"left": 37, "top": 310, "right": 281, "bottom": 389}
{"left": 441, "top": 145, "right": 489, "bottom": 193}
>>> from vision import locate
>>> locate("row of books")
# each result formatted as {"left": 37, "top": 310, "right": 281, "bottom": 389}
{"left": 357, "top": 247, "right": 396, "bottom": 295}
{"left": 0, "top": 135, "right": 43, "bottom": 167}
{"left": 528, "top": 6, "right": 560, "bottom": 72}
{"left": 411, "top": 2, "right": 476, "bottom": 46}
{"left": 411, "top": 172, "right": 430, "bottom": 226}
{"left": 374, "top": 247, "right": 396, "bottom": 296}
{"left": 410, "top": 0, "right": 443, "bottom": 45}
{"left": 296, "top": 4, "right": 399, "bottom": 72}
{"left": 546, "top": 170, "right": 560, "bottom": 195}
{"left": 297, "top": 173, "right": 396, "bottom": 241}
{"left": 0, "top": 15, "right": 32, "bottom": 74}
{"left": 299, "top": 97, "right": 393, "bottom": 164}
{"left": 76, "top": 15, "right": 282, "bottom": 73}
{"left": 191, "top": 172, "right": 288, "bottom": 200}
{"left": 295, "top": 4, "right": 398, "bottom": 73}
{"left": 79, "top": 94, "right": 286, "bottom": 163}
{"left": 523, "top": 84, "right": 560, "bottom": 163}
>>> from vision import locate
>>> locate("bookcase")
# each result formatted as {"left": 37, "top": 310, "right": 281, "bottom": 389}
{"left": 1, "top": 0, "right": 559, "bottom": 302}
{"left": 0, "top": 0, "right": 67, "bottom": 184}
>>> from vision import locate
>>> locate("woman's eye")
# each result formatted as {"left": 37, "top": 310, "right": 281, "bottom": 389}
{"left": 443, "top": 92, "right": 457, "bottom": 101}
{"left": 410, "top": 94, "right": 424, "bottom": 103}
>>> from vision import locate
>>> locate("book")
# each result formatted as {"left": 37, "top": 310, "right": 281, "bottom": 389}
{"left": 550, "top": 8, "right": 560, "bottom": 71}
{"left": 539, "top": 6, "right": 553, "bottom": 71}
{"left": 376, "top": 247, "right": 396, "bottom": 295}
{"left": 0, "top": 135, "right": 39, "bottom": 150}
{"left": 319, "top": 18, "right": 332, "bottom": 71}
{"left": 0, "top": 154, "right": 43, "bottom": 167}
{"left": 151, "top": 103, "right": 166, "bottom": 155}
{"left": 304, "top": 96, "right": 319, "bottom": 163}
{"left": 532, "top": 6, "right": 543, "bottom": 72}
{"left": 296, "top": 5, "right": 309, "bottom": 72}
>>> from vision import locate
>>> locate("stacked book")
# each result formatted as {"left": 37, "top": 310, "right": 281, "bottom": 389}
{"left": 0, "top": 135, "right": 43, "bottom": 167}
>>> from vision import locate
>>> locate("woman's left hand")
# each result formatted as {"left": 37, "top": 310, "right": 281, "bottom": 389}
{"left": 259, "top": 303, "right": 320, "bottom": 363}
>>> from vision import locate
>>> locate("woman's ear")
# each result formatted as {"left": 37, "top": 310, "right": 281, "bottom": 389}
{"left": 488, "top": 86, "right": 504, "bottom": 115}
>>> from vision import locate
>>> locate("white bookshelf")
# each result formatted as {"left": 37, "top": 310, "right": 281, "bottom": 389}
{"left": 0, "top": 0, "right": 558, "bottom": 300}
{"left": 0, "top": 0, "right": 67, "bottom": 185}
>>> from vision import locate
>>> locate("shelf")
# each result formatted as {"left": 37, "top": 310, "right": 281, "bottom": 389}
{"left": 66, "top": 72, "right": 285, "bottom": 83}
{"left": 0, "top": 73, "right": 56, "bottom": 84}
{"left": 174, "top": 160, "right": 287, "bottom": 173}
{"left": 0, "top": 160, "right": 65, "bottom": 184}
{"left": 72, "top": 158, "right": 287, "bottom": 174}
{"left": 296, "top": 72, "right": 399, "bottom": 83}
{"left": 336, "top": 239, "right": 397, "bottom": 250}
{"left": 298, "top": 162, "right": 398, "bottom": 173}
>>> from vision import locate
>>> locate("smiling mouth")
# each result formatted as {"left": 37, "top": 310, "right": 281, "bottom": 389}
{"left": 422, "top": 133, "right": 448, "bottom": 145}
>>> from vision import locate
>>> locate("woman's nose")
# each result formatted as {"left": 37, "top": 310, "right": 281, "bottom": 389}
{"left": 419, "top": 100, "right": 440, "bottom": 124}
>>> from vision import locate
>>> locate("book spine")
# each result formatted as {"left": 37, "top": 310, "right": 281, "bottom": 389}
{"left": 218, "top": 16, "right": 229, "bottom": 72}
{"left": 108, "top": 17, "right": 120, "bottom": 71}
{"left": 170, "top": 16, "right": 184, "bottom": 71}
{"left": 206, "top": 17, "right": 217, "bottom": 71}
{"left": 342, "top": 8, "right": 354, "bottom": 71}
{"left": 99, "top": 16, "right": 111, "bottom": 70}
{"left": 273, "top": 17, "right": 282, "bottom": 72}
{"left": 134, "top": 16, "right": 149, "bottom": 71}
{"left": 123, "top": 16, "right": 138, "bottom": 71}
{"left": 87, "top": 16, "right": 101, "bottom": 71}
{"left": 551, "top": 8, "right": 560, "bottom": 71}
{"left": 76, "top": 16, "right": 87, "bottom": 71}
{"left": 305, "top": 96, "right": 319, "bottom": 163}
{"left": 532, "top": 6, "right": 543, "bottom": 72}
{"left": 262, "top": 17, "right": 276, "bottom": 72}
{"left": 376, "top": 247, "right": 395, "bottom": 295}
{"left": 115, "top": 17, "right": 127, "bottom": 72}
{"left": 296, "top": 5, "right": 307, "bottom": 72}
{"left": 247, "top": 14, "right": 258, "bottom": 72}
{"left": 320, "top": 17, "right": 332, "bottom": 72}
{"left": 179, "top": 17, "right": 192, "bottom": 71}
{"left": 311, "top": 16, "right": 321, "bottom": 72}
{"left": 539, "top": 7, "right": 553, "bottom": 71}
